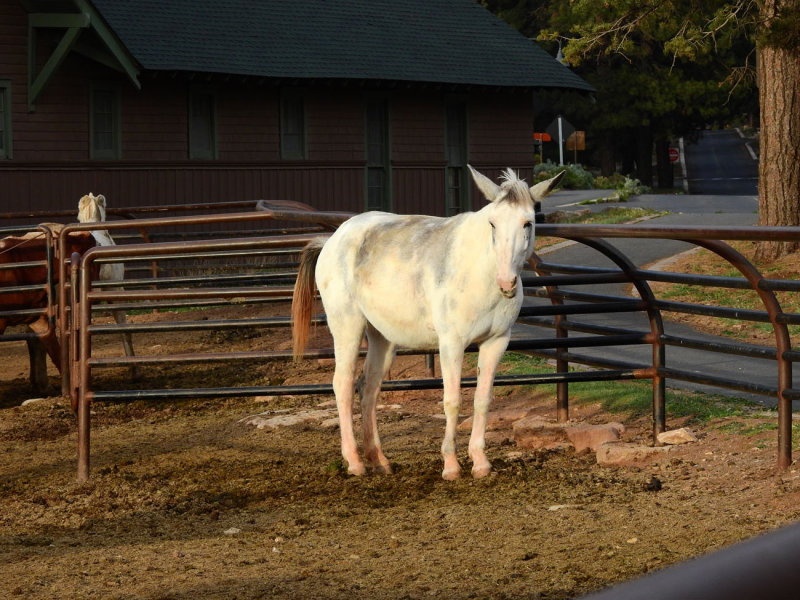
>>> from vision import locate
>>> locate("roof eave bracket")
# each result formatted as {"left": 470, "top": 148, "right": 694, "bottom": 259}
{"left": 26, "top": 1, "right": 141, "bottom": 112}
{"left": 27, "top": 15, "right": 87, "bottom": 111}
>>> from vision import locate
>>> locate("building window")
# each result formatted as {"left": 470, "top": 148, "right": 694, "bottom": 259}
{"left": 445, "top": 102, "right": 469, "bottom": 215}
{"left": 189, "top": 88, "right": 217, "bottom": 159}
{"left": 0, "top": 81, "right": 11, "bottom": 159}
{"left": 365, "top": 98, "right": 391, "bottom": 211}
{"left": 280, "top": 93, "right": 306, "bottom": 159}
{"left": 90, "top": 84, "right": 121, "bottom": 159}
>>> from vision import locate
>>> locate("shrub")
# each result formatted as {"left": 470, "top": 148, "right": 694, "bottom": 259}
{"left": 533, "top": 161, "right": 594, "bottom": 190}
{"left": 593, "top": 173, "right": 627, "bottom": 189}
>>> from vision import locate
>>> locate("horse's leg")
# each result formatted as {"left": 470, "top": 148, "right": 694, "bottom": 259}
{"left": 330, "top": 314, "right": 368, "bottom": 476}
{"left": 469, "top": 335, "right": 509, "bottom": 479}
{"left": 111, "top": 307, "right": 139, "bottom": 379}
{"left": 360, "top": 325, "right": 396, "bottom": 474}
{"left": 439, "top": 341, "right": 465, "bottom": 480}
{"left": 28, "top": 316, "right": 62, "bottom": 374}
{"left": 26, "top": 336, "right": 49, "bottom": 394}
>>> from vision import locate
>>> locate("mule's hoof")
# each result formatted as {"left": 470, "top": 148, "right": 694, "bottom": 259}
{"left": 374, "top": 462, "right": 393, "bottom": 475}
{"left": 472, "top": 464, "right": 492, "bottom": 479}
{"left": 347, "top": 463, "right": 367, "bottom": 476}
{"left": 442, "top": 467, "right": 461, "bottom": 481}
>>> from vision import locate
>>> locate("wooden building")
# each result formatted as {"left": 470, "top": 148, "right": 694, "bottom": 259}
{"left": 1, "top": 0, "right": 592, "bottom": 216}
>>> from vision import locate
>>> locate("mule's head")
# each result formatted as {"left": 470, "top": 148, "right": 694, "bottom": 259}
{"left": 77, "top": 193, "right": 108, "bottom": 224}
{"left": 469, "top": 165, "right": 564, "bottom": 298}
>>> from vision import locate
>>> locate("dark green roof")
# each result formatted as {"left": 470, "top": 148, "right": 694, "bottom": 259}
{"left": 88, "top": 0, "right": 593, "bottom": 92}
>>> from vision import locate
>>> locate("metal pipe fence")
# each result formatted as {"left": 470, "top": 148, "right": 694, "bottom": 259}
{"left": 63, "top": 207, "right": 800, "bottom": 481}
{"left": 0, "top": 224, "right": 60, "bottom": 392}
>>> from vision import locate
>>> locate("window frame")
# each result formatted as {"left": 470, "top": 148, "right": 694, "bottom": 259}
{"left": 0, "top": 80, "right": 11, "bottom": 159}
{"left": 364, "top": 96, "right": 392, "bottom": 211}
{"left": 89, "top": 82, "right": 121, "bottom": 160}
{"left": 280, "top": 91, "right": 307, "bottom": 160}
{"left": 188, "top": 86, "right": 218, "bottom": 160}
{"left": 444, "top": 99, "right": 469, "bottom": 215}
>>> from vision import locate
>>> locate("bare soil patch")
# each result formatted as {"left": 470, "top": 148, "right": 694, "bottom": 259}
{"left": 2, "top": 302, "right": 800, "bottom": 599}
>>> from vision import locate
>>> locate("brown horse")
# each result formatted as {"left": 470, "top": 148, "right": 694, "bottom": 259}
{"left": 0, "top": 226, "right": 96, "bottom": 392}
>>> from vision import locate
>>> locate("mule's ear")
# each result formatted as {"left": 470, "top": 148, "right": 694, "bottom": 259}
{"left": 95, "top": 194, "right": 107, "bottom": 208}
{"left": 468, "top": 164, "right": 501, "bottom": 202}
{"left": 77, "top": 195, "right": 90, "bottom": 218}
{"left": 529, "top": 170, "right": 565, "bottom": 201}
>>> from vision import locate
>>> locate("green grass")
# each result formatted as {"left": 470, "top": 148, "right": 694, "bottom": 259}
{"left": 495, "top": 352, "right": 759, "bottom": 425}
{"left": 558, "top": 207, "right": 666, "bottom": 225}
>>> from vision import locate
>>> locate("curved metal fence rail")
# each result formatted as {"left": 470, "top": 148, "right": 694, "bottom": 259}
{"left": 64, "top": 209, "right": 800, "bottom": 481}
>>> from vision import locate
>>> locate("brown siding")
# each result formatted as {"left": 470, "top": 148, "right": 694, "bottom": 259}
{"left": 469, "top": 91, "right": 535, "bottom": 168}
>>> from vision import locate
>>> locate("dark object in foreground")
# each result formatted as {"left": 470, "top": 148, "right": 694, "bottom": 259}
{"left": 579, "top": 519, "right": 800, "bottom": 600}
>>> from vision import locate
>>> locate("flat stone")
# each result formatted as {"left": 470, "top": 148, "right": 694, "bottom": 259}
{"left": 657, "top": 427, "right": 698, "bottom": 445}
{"left": 512, "top": 416, "right": 569, "bottom": 449}
{"left": 566, "top": 422, "right": 625, "bottom": 453}
{"left": 21, "top": 398, "right": 47, "bottom": 406}
{"left": 457, "top": 407, "right": 536, "bottom": 432}
{"left": 241, "top": 409, "right": 336, "bottom": 430}
{"left": 596, "top": 442, "right": 672, "bottom": 467}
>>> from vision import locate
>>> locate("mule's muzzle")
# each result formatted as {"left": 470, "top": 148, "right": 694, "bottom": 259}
{"left": 498, "top": 275, "right": 518, "bottom": 298}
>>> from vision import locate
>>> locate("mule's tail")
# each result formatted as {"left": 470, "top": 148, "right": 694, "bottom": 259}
{"left": 292, "top": 237, "right": 326, "bottom": 361}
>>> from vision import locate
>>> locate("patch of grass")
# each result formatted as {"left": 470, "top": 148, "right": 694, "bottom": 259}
{"left": 563, "top": 207, "right": 666, "bottom": 225}
{"left": 716, "top": 421, "right": 778, "bottom": 436}
{"left": 650, "top": 241, "right": 800, "bottom": 342}
{"left": 536, "top": 207, "right": 666, "bottom": 250}
{"left": 496, "top": 352, "right": 756, "bottom": 425}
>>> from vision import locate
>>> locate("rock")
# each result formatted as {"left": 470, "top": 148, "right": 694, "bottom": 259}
{"left": 512, "top": 417, "right": 569, "bottom": 449}
{"left": 457, "top": 407, "right": 536, "bottom": 432}
{"left": 643, "top": 475, "right": 663, "bottom": 491}
{"left": 21, "top": 398, "right": 46, "bottom": 406}
{"left": 565, "top": 422, "right": 625, "bottom": 452}
{"left": 596, "top": 442, "right": 672, "bottom": 467}
{"left": 223, "top": 528, "right": 241, "bottom": 535}
{"left": 241, "top": 409, "right": 336, "bottom": 430}
{"left": 657, "top": 427, "right": 698, "bottom": 445}
{"left": 547, "top": 504, "right": 581, "bottom": 511}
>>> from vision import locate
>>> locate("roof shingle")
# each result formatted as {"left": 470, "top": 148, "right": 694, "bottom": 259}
{"left": 89, "top": 0, "right": 593, "bottom": 91}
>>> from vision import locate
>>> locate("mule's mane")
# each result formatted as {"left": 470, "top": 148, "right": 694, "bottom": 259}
{"left": 496, "top": 168, "right": 533, "bottom": 207}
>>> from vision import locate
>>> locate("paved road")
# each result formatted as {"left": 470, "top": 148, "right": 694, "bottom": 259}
{"left": 685, "top": 129, "right": 758, "bottom": 195}
{"left": 519, "top": 132, "right": 790, "bottom": 407}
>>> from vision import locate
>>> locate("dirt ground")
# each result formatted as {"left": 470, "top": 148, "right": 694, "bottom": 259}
{"left": 2, "top": 303, "right": 800, "bottom": 600}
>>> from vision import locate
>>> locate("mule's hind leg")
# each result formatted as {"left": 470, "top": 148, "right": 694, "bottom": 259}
{"left": 112, "top": 308, "right": 139, "bottom": 379}
{"left": 359, "top": 325, "right": 396, "bottom": 474}
{"left": 469, "top": 335, "right": 509, "bottom": 479}
{"left": 330, "top": 314, "right": 368, "bottom": 476}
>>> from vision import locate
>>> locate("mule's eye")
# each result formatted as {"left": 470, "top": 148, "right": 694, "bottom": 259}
{"left": 524, "top": 221, "right": 532, "bottom": 230}
{"left": 489, "top": 222, "right": 496, "bottom": 230}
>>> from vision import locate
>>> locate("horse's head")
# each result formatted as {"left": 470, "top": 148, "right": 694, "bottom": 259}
{"left": 77, "top": 193, "right": 108, "bottom": 224}
{"left": 469, "top": 166, "right": 564, "bottom": 298}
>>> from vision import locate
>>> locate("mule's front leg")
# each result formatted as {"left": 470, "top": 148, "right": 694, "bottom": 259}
{"left": 470, "top": 335, "right": 510, "bottom": 479}
{"left": 439, "top": 344, "right": 465, "bottom": 480}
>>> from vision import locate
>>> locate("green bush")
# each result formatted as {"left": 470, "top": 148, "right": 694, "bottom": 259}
{"left": 533, "top": 161, "right": 594, "bottom": 190}
{"left": 593, "top": 173, "right": 627, "bottom": 189}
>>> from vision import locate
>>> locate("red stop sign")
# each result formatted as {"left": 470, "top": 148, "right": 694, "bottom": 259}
{"left": 668, "top": 147, "right": 680, "bottom": 163}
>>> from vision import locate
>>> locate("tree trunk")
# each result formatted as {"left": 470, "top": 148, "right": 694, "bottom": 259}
{"left": 635, "top": 125, "right": 653, "bottom": 187}
{"left": 655, "top": 138, "right": 674, "bottom": 189}
{"left": 755, "top": 0, "right": 800, "bottom": 261}
{"left": 599, "top": 131, "right": 616, "bottom": 176}
{"left": 620, "top": 128, "right": 636, "bottom": 176}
